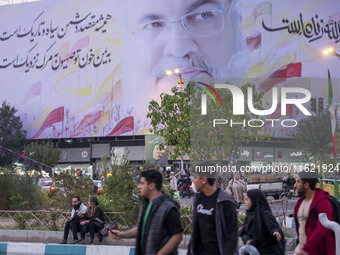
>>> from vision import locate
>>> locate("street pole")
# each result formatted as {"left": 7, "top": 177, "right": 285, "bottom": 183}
{"left": 167, "top": 68, "right": 185, "bottom": 173}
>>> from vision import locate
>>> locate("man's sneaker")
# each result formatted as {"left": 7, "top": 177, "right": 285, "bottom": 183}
{"left": 59, "top": 239, "right": 67, "bottom": 244}
{"left": 72, "top": 239, "right": 81, "bottom": 244}
{"left": 77, "top": 239, "right": 85, "bottom": 245}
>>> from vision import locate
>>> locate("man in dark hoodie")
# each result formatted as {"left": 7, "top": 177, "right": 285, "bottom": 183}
{"left": 109, "top": 169, "right": 183, "bottom": 255}
{"left": 294, "top": 171, "right": 335, "bottom": 255}
{"left": 188, "top": 167, "right": 238, "bottom": 255}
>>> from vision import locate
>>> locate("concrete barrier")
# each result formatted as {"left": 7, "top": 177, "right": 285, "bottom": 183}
{"left": 0, "top": 230, "right": 297, "bottom": 253}
{"left": 0, "top": 243, "right": 189, "bottom": 255}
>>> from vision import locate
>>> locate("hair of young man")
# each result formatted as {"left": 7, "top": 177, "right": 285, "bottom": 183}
{"left": 141, "top": 169, "right": 163, "bottom": 191}
{"left": 192, "top": 161, "right": 216, "bottom": 186}
{"left": 206, "top": 178, "right": 215, "bottom": 186}
{"left": 73, "top": 196, "right": 81, "bottom": 202}
{"left": 298, "top": 170, "right": 318, "bottom": 191}
{"left": 300, "top": 178, "right": 318, "bottom": 191}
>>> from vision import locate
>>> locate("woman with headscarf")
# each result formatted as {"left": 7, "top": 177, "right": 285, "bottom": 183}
{"left": 79, "top": 196, "right": 105, "bottom": 245}
{"left": 240, "top": 189, "right": 285, "bottom": 255}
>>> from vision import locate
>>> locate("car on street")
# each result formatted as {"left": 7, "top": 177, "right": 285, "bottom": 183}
{"left": 37, "top": 178, "right": 53, "bottom": 191}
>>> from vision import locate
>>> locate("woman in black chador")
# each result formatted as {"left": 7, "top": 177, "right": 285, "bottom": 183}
{"left": 240, "top": 189, "right": 285, "bottom": 255}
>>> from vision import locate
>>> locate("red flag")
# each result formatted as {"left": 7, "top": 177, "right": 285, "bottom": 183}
{"left": 107, "top": 116, "right": 134, "bottom": 136}
{"left": 30, "top": 107, "right": 64, "bottom": 139}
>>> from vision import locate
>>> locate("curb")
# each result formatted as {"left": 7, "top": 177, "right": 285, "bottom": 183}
{"left": 0, "top": 243, "right": 191, "bottom": 255}
{"left": 0, "top": 230, "right": 297, "bottom": 252}
{"left": 0, "top": 242, "right": 133, "bottom": 255}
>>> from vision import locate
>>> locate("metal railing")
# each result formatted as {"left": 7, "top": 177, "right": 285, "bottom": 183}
{"left": 0, "top": 199, "right": 287, "bottom": 234}
{"left": 268, "top": 199, "right": 288, "bottom": 233}
{"left": 0, "top": 210, "right": 131, "bottom": 231}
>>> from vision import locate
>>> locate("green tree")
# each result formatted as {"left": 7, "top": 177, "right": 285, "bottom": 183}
{"left": 292, "top": 111, "right": 340, "bottom": 177}
{"left": 100, "top": 155, "right": 141, "bottom": 228}
{"left": 189, "top": 82, "right": 268, "bottom": 164}
{"left": 147, "top": 84, "right": 190, "bottom": 160}
{"left": 292, "top": 112, "right": 332, "bottom": 160}
{"left": 0, "top": 101, "right": 27, "bottom": 166}
{"left": 24, "top": 141, "right": 61, "bottom": 168}
{"left": 51, "top": 171, "right": 94, "bottom": 210}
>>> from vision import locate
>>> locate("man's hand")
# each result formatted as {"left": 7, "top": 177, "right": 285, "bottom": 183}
{"left": 246, "top": 239, "right": 253, "bottom": 245}
{"left": 273, "top": 231, "right": 281, "bottom": 242}
{"left": 67, "top": 216, "right": 72, "bottom": 221}
{"left": 77, "top": 212, "right": 83, "bottom": 217}
{"left": 80, "top": 220, "right": 88, "bottom": 226}
{"left": 109, "top": 230, "right": 122, "bottom": 240}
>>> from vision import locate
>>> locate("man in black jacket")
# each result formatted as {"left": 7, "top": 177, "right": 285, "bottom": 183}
{"left": 59, "top": 196, "right": 87, "bottom": 244}
{"left": 109, "top": 169, "right": 183, "bottom": 255}
{"left": 188, "top": 170, "right": 238, "bottom": 255}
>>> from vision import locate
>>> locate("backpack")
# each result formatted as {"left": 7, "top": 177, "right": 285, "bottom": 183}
{"left": 312, "top": 195, "right": 340, "bottom": 236}
{"left": 100, "top": 219, "right": 119, "bottom": 236}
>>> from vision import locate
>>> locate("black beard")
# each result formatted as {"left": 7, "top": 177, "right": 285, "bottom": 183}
{"left": 74, "top": 203, "right": 80, "bottom": 210}
{"left": 297, "top": 191, "right": 305, "bottom": 197}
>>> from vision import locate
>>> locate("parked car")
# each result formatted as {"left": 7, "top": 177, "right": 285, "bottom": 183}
{"left": 93, "top": 180, "right": 104, "bottom": 194}
{"left": 37, "top": 178, "right": 53, "bottom": 191}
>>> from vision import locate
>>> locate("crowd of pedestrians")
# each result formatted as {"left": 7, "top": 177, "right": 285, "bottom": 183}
{"left": 59, "top": 166, "right": 335, "bottom": 255}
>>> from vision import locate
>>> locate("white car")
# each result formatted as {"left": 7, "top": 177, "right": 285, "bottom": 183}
{"left": 37, "top": 178, "right": 53, "bottom": 191}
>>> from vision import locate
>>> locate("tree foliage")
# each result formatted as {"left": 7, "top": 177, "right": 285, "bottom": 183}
{"left": 0, "top": 101, "right": 27, "bottom": 166}
{"left": 190, "top": 82, "right": 268, "bottom": 162}
{"left": 24, "top": 141, "right": 61, "bottom": 168}
{"left": 50, "top": 171, "right": 94, "bottom": 210}
{"left": 292, "top": 112, "right": 336, "bottom": 162}
{"left": 100, "top": 155, "right": 141, "bottom": 227}
{"left": 147, "top": 84, "right": 190, "bottom": 160}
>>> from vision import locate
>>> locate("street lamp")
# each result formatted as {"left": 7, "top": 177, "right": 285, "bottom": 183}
{"left": 166, "top": 68, "right": 185, "bottom": 173}
{"left": 166, "top": 68, "right": 184, "bottom": 91}
{"left": 323, "top": 47, "right": 340, "bottom": 60}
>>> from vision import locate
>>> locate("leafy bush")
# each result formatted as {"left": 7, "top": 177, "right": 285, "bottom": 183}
{"left": 49, "top": 171, "right": 94, "bottom": 210}
{"left": 0, "top": 173, "right": 48, "bottom": 210}
{"left": 102, "top": 160, "right": 142, "bottom": 228}
{"left": 180, "top": 205, "right": 193, "bottom": 235}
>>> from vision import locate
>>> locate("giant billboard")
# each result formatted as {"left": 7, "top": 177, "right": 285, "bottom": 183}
{"left": 0, "top": 0, "right": 339, "bottom": 139}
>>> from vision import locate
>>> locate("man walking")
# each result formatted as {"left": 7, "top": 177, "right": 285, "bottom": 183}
{"left": 109, "top": 169, "right": 183, "bottom": 255}
{"left": 294, "top": 171, "right": 335, "bottom": 255}
{"left": 188, "top": 168, "right": 238, "bottom": 254}
{"left": 60, "top": 196, "right": 87, "bottom": 244}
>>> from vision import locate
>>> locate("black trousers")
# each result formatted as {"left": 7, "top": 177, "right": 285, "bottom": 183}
{"left": 63, "top": 220, "right": 80, "bottom": 240}
{"left": 80, "top": 222, "right": 100, "bottom": 240}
